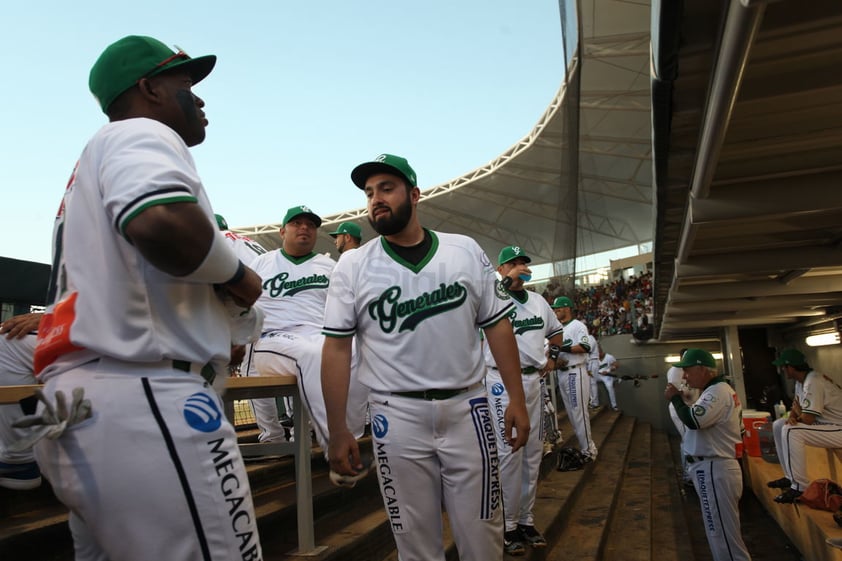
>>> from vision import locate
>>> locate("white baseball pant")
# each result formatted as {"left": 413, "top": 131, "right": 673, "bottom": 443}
{"left": 34, "top": 359, "right": 262, "bottom": 561}
{"left": 368, "top": 384, "right": 503, "bottom": 561}
{"left": 485, "top": 368, "right": 542, "bottom": 531}
{"left": 253, "top": 329, "right": 368, "bottom": 454}
{"left": 688, "top": 457, "right": 751, "bottom": 561}
{"left": 779, "top": 422, "right": 842, "bottom": 490}
{"left": 556, "top": 364, "right": 597, "bottom": 458}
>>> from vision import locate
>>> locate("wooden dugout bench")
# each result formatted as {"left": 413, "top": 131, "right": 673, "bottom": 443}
{"left": 0, "top": 374, "right": 325, "bottom": 557}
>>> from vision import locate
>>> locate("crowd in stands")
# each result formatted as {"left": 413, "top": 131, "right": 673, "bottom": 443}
{"left": 541, "top": 271, "right": 654, "bottom": 338}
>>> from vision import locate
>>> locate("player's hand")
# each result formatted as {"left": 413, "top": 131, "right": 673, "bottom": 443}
{"left": 541, "top": 359, "right": 556, "bottom": 376}
{"left": 0, "top": 312, "right": 43, "bottom": 339}
{"left": 504, "top": 400, "right": 530, "bottom": 452}
{"left": 791, "top": 397, "right": 802, "bottom": 417}
{"left": 664, "top": 383, "right": 680, "bottom": 400}
{"left": 327, "top": 427, "right": 363, "bottom": 476}
{"left": 224, "top": 266, "right": 262, "bottom": 308}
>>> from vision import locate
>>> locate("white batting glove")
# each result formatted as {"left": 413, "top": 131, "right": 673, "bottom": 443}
{"left": 10, "top": 387, "right": 92, "bottom": 452}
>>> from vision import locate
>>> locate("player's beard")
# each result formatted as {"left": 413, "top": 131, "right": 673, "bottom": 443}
{"left": 369, "top": 195, "right": 412, "bottom": 236}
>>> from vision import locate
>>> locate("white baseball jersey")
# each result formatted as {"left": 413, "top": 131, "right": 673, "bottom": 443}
{"left": 800, "top": 370, "right": 842, "bottom": 424}
{"left": 587, "top": 335, "right": 600, "bottom": 372}
{"left": 598, "top": 353, "right": 617, "bottom": 375}
{"left": 251, "top": 249, "right": 335, "bottom": 334}
{"left": 680, "top": 378, "right": 743, "bottom": 458}
{"left": 559, "top": 318, "right": 590, "bottom": 366}
{"left": 223, "top": 230, "right": 267, "bottom": 266}
{"left": 483, "top": 291, "right": 562, "bottom": 370}
{"left": 323, "top": 231, "right": 513, "bottom": 392}
{"left": 36, "top": 118, "right": 233, "bottom": 380}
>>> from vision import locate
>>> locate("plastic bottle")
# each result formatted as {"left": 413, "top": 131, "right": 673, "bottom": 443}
{"left": 774, "top": 400, "right": 786, "bottom": 420}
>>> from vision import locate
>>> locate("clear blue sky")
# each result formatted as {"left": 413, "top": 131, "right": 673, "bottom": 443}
{"left": 1, "top": 1, "right": 564, "bottom": 265}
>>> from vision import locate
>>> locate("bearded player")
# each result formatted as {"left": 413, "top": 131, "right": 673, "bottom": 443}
{"left": 322, "top": 153, "right": 530, "bottom": 561}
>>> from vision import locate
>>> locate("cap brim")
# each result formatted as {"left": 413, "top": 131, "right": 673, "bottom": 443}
{"left": 328, "top": 232, "right": 340, "bottom": 238}
{"left": 156, "top": 54, "right": 217, "bottom": 85}
{"left": 500, "top": 255, "right": 532, "bottom": 266}
{"left": 285, "top": 212, "right": 322, "bottom": 228}
{"left": 351, "top": 162, "right": 410, "bottom": 189}
{"left": 771, "top": 358, "right": 785, "bottom": 366}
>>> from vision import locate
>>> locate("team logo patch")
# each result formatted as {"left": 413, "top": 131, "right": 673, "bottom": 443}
{"left": 183, "top": 393, "right": 223, "bottom": 433}
{"left": 802, "top": 398, "right": 811, "bottom": 409}
{"left": 494, "top": 279, "right": 510, "bottom": 301}
{"left": 491, "top": 382, "right": 505, "bottom": 396}
{"left": 372, "top": 414, "right": 389, "bottom": 438}
{"left": 693, "top": 405, "right": 706, "bottom": 417}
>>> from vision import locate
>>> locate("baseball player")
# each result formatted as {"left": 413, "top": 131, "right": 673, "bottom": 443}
{"left": 216, "top": 213, "right": 268, "bottom": 264}
{"left": 215, "top": 213, "right": 294, "bottom": 438}
{"left": 666, "top": 348, "right": 700, "bottom": 484}
{"left": 587, "top": 331, "right": 600, "bottom": 408}
{"left": 769, "top": 348, "right": 842, "bottom": 504}
{"left": 665, "top": 349, "right": 751, "bottom": 561}
{"left": 328, "top": 221, "right": 363, "bottom": 257}
{"left": 0, "top": 319, "right": 40, "bottom": 490}
{"left": 322, "top": 153, "right": 530, "bottom": 561}
{"left": 766, "top": 348, "right": 807, "bottom": 492}
{"left": 486, "top": 245, "right": 563, "bottom": 555}
{"left": 28, "top": 36, "right": 264, "bottom": 560}
{"left": 250, "top": 206, "right": 369, "bottom": 455}
{"left": 551, "top": 296, "right": 598, "bottom": 460}
{"left": 595, "top": 350, "right": 620, "bottom": 411}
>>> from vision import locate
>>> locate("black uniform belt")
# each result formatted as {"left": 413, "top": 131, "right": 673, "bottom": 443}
{"left": 491, "top": 366, "right": 539, "bottom": 375}
{"left": 392, "top": 382, "right": 482, "bottom": 401}
{"left": 172, "top": 360, "right": 215, "bottom": 383}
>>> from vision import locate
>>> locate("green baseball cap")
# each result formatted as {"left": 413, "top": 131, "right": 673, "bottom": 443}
{"left": 498, "top": 245, "right": 532, "bottom": 266}
{"left": 772, "top": 348, "right": 808, "bottom": 368}
{"left": 282, "top": 205, "right": 322, "bottom": 227}
{"left": 551, "top": 296, "right": 574, "bottom": 309}
{"left": 215, "top": 214, "right": 228, "bottom": 230}
{"left": 351, "top": 154, "right": 417, "bottom": 189}
{"left": 329, "top": 222, "right": 362, "bottom": 240}
{"left": 89, "top": 35, "right": 216, "bottom": 113}
{"left": 673, "top": 348, "right": 716, "bottom": 368}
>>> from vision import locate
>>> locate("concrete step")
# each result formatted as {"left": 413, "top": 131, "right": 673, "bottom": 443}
{"left": 544, "top": 415, "right": 635, "bottom": 560}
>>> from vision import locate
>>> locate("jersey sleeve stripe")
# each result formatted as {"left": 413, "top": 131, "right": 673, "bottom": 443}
{"left": 115, "top": 187, "right": 198, "bottom": 235}
{"left": 322, "top": 327, "right": 355, "bottom": 338}
{"left": 478, "top": 302, "right": 514, "bottom": 329}
{"left": 547, "top": 327, "right": 564, "bottom": 339}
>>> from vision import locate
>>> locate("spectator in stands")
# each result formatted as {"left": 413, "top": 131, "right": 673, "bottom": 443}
{"left": 0, "top": 313, "right": 41, "bottom": 490}
{"left": 767, "top": 348, "right": 842, "bottom": 504}
{"left": 665, "top": 349, "right": 751, "bottom": 561}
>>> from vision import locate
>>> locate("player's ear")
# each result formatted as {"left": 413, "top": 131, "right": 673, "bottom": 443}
{"left": 136, "top": 76, "right": 168, "bottom": 107}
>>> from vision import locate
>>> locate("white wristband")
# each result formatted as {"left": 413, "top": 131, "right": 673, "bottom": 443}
{"left": 183, "top": 231, "right": 241, "bottom": 284}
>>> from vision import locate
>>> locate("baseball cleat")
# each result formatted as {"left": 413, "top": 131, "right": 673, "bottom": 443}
{"left": 503, "top": 530, "right": 526, "bottom": 556}
{"left": 329, "top": 454, "right": 373, "bottom": 488}
{"left": 766, "top": 476, "right": 791, "bottom": 489}
{"left": 517, "top": 524, "right": 547, "bottom": 548}
{"left": 773, "top": 488, "right": 802, "bottom": 504}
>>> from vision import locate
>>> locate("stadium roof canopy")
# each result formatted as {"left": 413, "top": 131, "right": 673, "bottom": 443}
{"left": 652, "top": 0, "right": 842, "bottom": 342}
{"left": 235, "top": 0, "right": 654, "bottom": 276}
{"left": 236, "top": 0, "right": 842, "bottom": 344}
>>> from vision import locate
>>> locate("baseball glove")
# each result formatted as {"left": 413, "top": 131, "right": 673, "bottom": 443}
{"left": 556, "top": 447, "right": 585, "bottom": 472}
